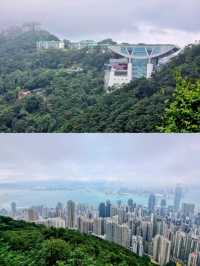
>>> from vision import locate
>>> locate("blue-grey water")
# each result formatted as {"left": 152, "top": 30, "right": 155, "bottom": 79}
{"left": 0, "top": 188, "right": 150, "bottom": 209}
{"left": 0, "top": 187, "right": 199, "bottom": 210}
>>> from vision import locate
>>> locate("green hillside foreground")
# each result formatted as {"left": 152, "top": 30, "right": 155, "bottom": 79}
{"left": 0, "top": 26, "right": 199, "bottom": 132}
{"left": 0, "top": 216, "right": 154, "bottom": 266}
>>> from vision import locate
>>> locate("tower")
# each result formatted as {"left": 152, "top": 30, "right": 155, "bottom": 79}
{"left": 148, "top": 194, "right": 156, "bottom": 213}
{"left": 11, "top": 202, "right": 17, "bottom": 217}
{"left": 67, "top": 200, "right": 76, "bottom": 229}
{"left": 99, "top": 202, "right": 106, "bottom": 218}
{"left": 174, "top": 185, "right": 183, "bottom": 212}
{"left": 153, "top": 235, "right": 171, "bottom": 266}
{"left": 106, "top": 200, "right": 111, "bottom": 218}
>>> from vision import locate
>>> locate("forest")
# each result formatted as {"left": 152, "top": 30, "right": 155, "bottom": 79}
{"left": 0, "top": 26, "right": 199, "bottom": 132}
{"left": 0, "top": 216, "right": 154, "bottom": 266}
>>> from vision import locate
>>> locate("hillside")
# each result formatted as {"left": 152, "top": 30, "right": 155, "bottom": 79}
{"left": 0, "top": 216, "right": 154, "bottom": 266}
{"left": 0, "top": 27, "right": 199, "bottom": 132}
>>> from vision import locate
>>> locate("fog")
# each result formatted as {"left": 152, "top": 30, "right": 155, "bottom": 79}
{"left": 0, "top": 0, "right": 200, "bottom": 45}
{"left": 0, "top": 134, "right": 199, "bottom": 187}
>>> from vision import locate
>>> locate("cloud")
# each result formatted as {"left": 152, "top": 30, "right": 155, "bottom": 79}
{"left": 0, "top": 134, "right": 199, "bottom": 188}
{"left": 0, "top": 0, "right": 199, "bottom": 45}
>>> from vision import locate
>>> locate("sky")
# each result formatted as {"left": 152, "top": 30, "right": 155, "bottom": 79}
{"left": 0, "top": 0, "right": 200, "bottom": 46}
{"left": 0, "top": 134, "right": 200, "bottom": 188}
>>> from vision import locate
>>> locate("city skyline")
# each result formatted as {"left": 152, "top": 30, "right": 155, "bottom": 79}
{"left": 1, "top": 185, "right": 198, "bottom": 266}
{"left": 0, "top": 0, "right": 200, "bottom": 46}
{"left": 0, "top": 134, "right": 200, "bottom": 187}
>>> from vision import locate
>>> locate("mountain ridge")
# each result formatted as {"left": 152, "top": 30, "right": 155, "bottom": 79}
{"left": 0, "top": 27, "right": 199, "bottom": 132}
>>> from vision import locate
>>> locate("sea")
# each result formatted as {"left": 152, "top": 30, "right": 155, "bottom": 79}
{"left": 0, "top": 186, "right": 200, "bottom": 210}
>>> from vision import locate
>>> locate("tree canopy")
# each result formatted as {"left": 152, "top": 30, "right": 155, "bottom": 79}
{"left": 160, "top": 74, "right": 200, "bottom": 132}
{"left": 0, "top": 216, "right": 154, "bottom": 266}
{"left": 0, "top": 26, "right": 199, "bottom": 132}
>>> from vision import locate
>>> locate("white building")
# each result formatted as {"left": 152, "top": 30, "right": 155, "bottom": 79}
{"left": 67, "top": 200, "right": 76, "bottom": 229}
{"left": 188, "top": 253, "right": 198, "bottom": 266}
{"left": 105, "top": 58, "right": 132, "bottom": 90}
{"left": 77, "top": 216, "right": 93, "bottom": 234}
{"left": 153, "top": 234, "right": 171, "bottom": 266}
{"left": 69, "top": 40, "right": 98, "bottom": 50}
{"left": 105, "top": 219, "right": 130, "bottom": 249}
{"left": 36, "top": 40, "right": 65, "bottom": 50}
{"left": 93, "top": 217, "right": 104, "bottom": 236}
{"left": 131, "top": 235, "right": 144, "bottom": 257}
{"left": 36, "top": 217, "right": 66, "bottom": 228}
{"left": 105, "top": 44, "right": 180, "bottom": 91}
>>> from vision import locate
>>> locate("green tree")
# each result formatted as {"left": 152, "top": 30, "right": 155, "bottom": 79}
{"left": 38, "top": 239, "right": 70, "bottom": 266}
{"left": 160, "top": 74, "right": 200, "bottom": 132}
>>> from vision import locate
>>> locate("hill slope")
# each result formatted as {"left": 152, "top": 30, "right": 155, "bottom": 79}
{"left": 0, "top": 27, "right": 199, "bottom": 132}
{"left": 0, "top": 216, "right": 154, "bottom": 266}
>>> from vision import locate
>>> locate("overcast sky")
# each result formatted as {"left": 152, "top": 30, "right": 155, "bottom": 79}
{"left": 0, "top": 0, "right": 200, "bottom": 46}
{"left": 0, "top": 134, "right": 199, "bottom": 187}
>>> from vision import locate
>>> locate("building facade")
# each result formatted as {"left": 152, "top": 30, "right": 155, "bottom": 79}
{"left": 153, "top": 234, "right": 171, "bottom": 266}
{"left": 36, "top": 40, "right": 65, "bottom": 50}
{"left": 105, "top": 44, "right": 180, "bottom": 90}
{"left": 67, "top": 200, "right": 76, "bottom": 229}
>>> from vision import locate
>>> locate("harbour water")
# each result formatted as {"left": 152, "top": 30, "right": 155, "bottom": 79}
{"left": 0, "top": 187, "right": 199, "bottom": 210}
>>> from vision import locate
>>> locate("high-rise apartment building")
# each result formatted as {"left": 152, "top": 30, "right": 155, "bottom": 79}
{"left": 131, "top": 235, "right": 144, "bottom": 257}
{"left": 182, "top": 203, "right": 195, "bottom": 218}
{"left": 188, "top": 252, "right": 198, "bottom": 266}
{"left": 153, "top": 235, "right": 171, "bottom": 266}
{"left": 67, "top": 200, "right": 76, "bottom": 229}
{"left": 93, "top": 217, "right": 104, "bottom": 236}
{"left": 11, "top": 202, "right": 17, "bottom": 217}
{"left": 148, "top": 194, "right": 156, "bottom": 213}
{"left": 174, "top": 185, "right": 183, "bottom": 211}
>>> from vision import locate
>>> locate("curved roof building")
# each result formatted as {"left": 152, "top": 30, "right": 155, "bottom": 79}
{"left": 109, "top": 44, "right": 179, "bottom": 60}
{"left": 105, "top": 44, "right": 180, "bottom": 91}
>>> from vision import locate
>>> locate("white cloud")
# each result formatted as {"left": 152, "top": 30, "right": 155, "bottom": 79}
{"left": 0, "top": 0, "right": 199, "bottom": 45}
{"left": 0, "top": 134, "right": 199, "bottom": 188}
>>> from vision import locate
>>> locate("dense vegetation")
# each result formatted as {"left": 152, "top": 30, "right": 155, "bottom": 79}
{"left": 160, "top": 74, "right": 200, "bottom": 132}
{"left": 0, "top": 26, "right": 199, "bottom": 132}
{"left": 0, "top": 216, "right": 154, "bottom": 266}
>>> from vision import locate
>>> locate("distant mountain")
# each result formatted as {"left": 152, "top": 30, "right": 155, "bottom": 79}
{"left": 0, "top": 27, "right": 58, "bottom": 55}
{"left": 0, "top": 26, "right": 199, "bottom": 132}
{"left": 0, "top": 216, "right": 154, "bottom": 266}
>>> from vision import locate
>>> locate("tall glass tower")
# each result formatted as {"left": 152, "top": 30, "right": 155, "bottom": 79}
{"left": 148, "top": 194, "right": 156, "bottom": 213}
{"left": 174, "top": 185, "right": 183, "bottom": 212}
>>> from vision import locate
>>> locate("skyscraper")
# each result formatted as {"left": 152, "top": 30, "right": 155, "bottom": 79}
{"left": 106, "top": 200, "right": 111, "bottom": 218}
{"left": 148, "top": 194, "right": 156, "bottom": 213}
{"left": 105, "top": 219, "right": 114, "bottom": 242}
{"left": 93, "top": 217, "right": 104, "bottom": 236}
{"left": 99, "top": 202, "right": 106, "bottom": 218}
{"left": 182, "top": 203, "right": 195, "bottom": 218}
{"left": 160, "top": 199, "right": 167, "bottom": 217}
{"left": 128, "top": 198, "right": 134, "bottom": 212}
{"left": 174, "top": 184, "right": 183, "bottom": 211}
{"left": 173, "top": 231, "right": 187, "bottom": 261}
{"left": 153, "top": 235, "right": 171, "bottom": 266}
{"left": 56, "top": 202, "right": 63, "bottom": 217}
{"left": 11, "top": 202, "right": 16, "bottom": 217}
{"left": 67, "top": 200, "right": 76, "bottom": 229}
{"left": 188, "top": 253, "right": 198, "bottom": 266}
{"left": 131, "top": 235, "right": 144, "bottom": 257}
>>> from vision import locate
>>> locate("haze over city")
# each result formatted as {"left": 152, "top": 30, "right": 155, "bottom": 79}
{"left": 0, "top": 0, "right": 200, "bottom": 46}
{"left": 0, "top": 134, "right": 199, "bottom": 188}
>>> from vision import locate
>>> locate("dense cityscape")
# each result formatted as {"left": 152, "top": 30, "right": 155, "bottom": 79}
{"left": 1, "top": 185, "right": 199, "bottom": 266}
